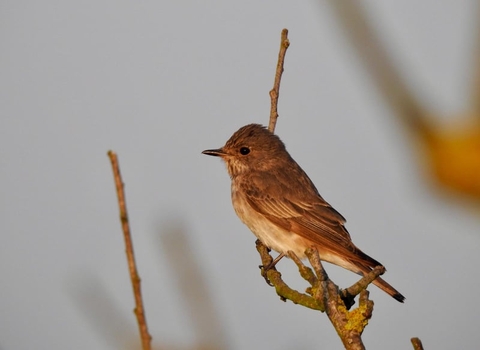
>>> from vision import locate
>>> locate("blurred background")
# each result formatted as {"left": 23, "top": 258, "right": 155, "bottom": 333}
{"left": 1, "top": 1, "right": 479, "bottom": 349}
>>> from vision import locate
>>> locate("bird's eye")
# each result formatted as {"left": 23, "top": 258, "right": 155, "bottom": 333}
{"left": 239, "top": 147, "right": 250, "bottom": 155}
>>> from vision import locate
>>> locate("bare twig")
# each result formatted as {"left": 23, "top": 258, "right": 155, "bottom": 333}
{"left": 411, "top": 337, "right": 425, "bottom": 350}
{"left": 107, "top": 150, "right": 152, "bottom": 350}
{"left": 268, "top": 28, "right": 290, "bottom": 133}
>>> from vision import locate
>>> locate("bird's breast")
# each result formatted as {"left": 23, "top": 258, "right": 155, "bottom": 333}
{"left": 230, "top": 181, "right": 310, "bottom": 258}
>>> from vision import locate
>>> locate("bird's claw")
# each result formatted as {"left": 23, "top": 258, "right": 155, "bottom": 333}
{"left": 259, "top": 265, "right": 274, "bottom": 286}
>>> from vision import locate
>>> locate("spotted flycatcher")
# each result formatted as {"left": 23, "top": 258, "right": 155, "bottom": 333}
{"left": 202, "top": 124, "right": 404, "bottom": 302}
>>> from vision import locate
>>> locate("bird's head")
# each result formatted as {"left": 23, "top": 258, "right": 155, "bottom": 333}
{"left": 202, "top": 123, "right": 288, "bottom": 178}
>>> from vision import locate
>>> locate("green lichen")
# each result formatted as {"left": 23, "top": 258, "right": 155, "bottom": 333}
{"left": 344, "top": 300, "right": 369, "bottom": 333}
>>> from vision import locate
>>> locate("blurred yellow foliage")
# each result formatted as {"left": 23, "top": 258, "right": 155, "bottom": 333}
{"left": 423, "top": 117, "right": 480, "bottom": 199}
{"left": 328, "top": 1, "right": 480, "bottom": 203}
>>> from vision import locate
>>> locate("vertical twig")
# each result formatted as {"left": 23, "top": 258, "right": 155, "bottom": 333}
{"left": 107, "top": 150, "right": 152, "bottom": 350}
{"left": 268, "top": 28, "right": 290, "bottom": 133}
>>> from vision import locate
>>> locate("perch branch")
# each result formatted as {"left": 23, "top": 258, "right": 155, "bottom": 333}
{"left": 257, "top": 245, "right": 380, "bottom": 350}
{"left": 107, "top": 150, "right": 152, "bottom": 350}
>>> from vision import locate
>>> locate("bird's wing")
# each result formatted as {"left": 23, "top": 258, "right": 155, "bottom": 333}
{"left": 243, "top": 172, "right": 380, "bottom": 267}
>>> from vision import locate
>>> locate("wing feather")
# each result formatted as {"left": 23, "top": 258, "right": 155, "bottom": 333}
{"left": 243, "top": 172, "right": 381, "bottom": 267}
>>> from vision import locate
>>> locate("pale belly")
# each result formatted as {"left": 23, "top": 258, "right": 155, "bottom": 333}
{"left": 231, "top": 188, "right": 311, "bottom": 258}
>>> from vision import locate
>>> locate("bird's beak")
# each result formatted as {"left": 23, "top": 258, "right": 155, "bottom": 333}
{"left": 202, "top": 148, "right": 228, "bottom": 157}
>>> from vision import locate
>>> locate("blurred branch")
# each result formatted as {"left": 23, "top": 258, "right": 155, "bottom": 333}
{"left": 107, "top": 150, "right": 152, "bottom": 350}
{"left": 329, "top": 1, "right": 480, "bottom": 202}
{"left": 160, "top": 223, "right": 229, "bottom": 350}
{"left": 67, "top": 273, "right": 137, "bottom": 348}
{"left": 472, "top": 0, "right": 480, "bottom": 114}
{"left": 328, "top": 1, "right": 431, "bottom": 135}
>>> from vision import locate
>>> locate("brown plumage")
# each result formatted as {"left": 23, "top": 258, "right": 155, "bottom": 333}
{"left": 203, "top": 123, "right": 405, "bottom": 302}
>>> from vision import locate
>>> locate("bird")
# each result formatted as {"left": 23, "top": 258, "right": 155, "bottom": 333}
{"left": 202, "top": 123, "right": 405, "bottom": 302}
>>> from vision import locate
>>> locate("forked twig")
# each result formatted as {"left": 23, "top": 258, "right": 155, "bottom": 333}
{"left": 107, "top": 151, "right": 152, "bottom": 350}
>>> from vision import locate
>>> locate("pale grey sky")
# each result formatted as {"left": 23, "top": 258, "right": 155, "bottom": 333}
{"left": 1, "top": 1, "right": 479, "bottom": 349}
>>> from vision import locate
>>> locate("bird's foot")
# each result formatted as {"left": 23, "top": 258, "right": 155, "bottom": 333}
{"left": 258, "top": 252, "right": 285, "bottom": 286}
{"left": 259, "top": 265, "right": 274, "bottom": 286}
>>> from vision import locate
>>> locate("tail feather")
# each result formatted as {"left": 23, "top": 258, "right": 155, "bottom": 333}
{"left": 316, "top": 246, "right": 405, "bottom": 302}
{"left": 371, "top": 275, "right": 405, "bottom": 303}
{"left": 351, "top": 250, "right": 405, "bottom": 302}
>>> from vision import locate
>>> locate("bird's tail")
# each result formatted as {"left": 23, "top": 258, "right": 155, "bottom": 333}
{"left": 370, "top": 274, "right": 405, "bottom": 303}
{"left": 347, "top": 249, "right": 405, "bottom": 303}
{"left": 317, "top": 246, "right": 405, "bottom": 302}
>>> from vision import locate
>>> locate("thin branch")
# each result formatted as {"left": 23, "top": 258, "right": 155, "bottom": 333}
{"left": 411, "top": 337, "right": 425, "bottom": 350}
{"left": 107, "top": 150, "right": 152, "bottom": 350}
{"left": 268, "top": 28, "right": 290, "bottom": 133}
